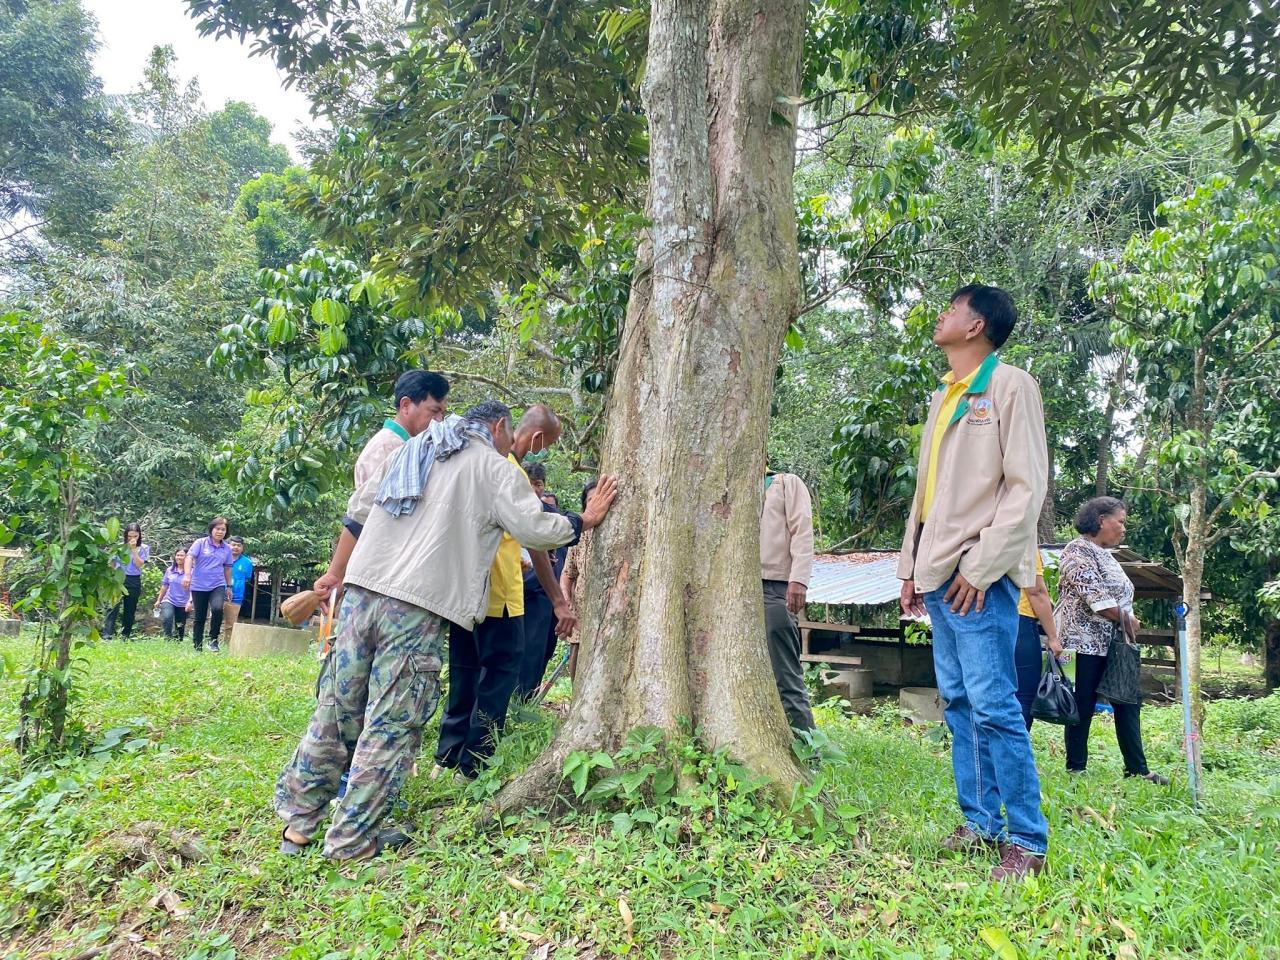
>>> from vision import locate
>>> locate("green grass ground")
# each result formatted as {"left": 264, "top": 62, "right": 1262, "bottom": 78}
{"left": 2, "top": 633, "right": 1279, "bottom": 960}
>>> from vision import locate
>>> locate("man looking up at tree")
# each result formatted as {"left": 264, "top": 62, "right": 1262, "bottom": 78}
{"left": 433, "top": 403, "right": 574, "bottom": 778}
{"left": 759, "top": 466, "right": 815, "bottom": 732}
{"left": 313, "top": 370, "right": 449, "bottom": 602}
{"left": 275, "top": 400, "right": 618, "bottom": 860}
{"left": 898, "top": 284, "right": 1050, "bottom": 880}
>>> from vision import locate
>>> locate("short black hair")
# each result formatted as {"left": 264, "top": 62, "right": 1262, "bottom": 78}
{"left": 229, "top": 535, "right": 244, "bottom": 545}
{"left": 123, "top": 521, "right": 143, "bottom": 542}
{"left": 951, "top": 284, "right": 1017, "bottom": 349}
{"left": 394, "top": 370, "right": 449, "bottom": 406}
{"left": 525, "top": 462, "right": 547, "bottom": 482}
{"left": 580, "top": 478, "right": 599, "bottom": 510}
{"left": 1074, "top": 496, "right": 1126, "bottom": 535}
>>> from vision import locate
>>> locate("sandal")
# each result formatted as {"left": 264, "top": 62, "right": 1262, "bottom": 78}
{"left": 279, "top": 828, "right": 313, "bottom": 855}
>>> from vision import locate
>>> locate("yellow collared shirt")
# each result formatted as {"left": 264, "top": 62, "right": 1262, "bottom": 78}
{"left": 1017, "top": 552, "right": 1046, "bottom": 618}
{"left": 921, "top": 366, "right": 979, "bottom": 521}
{"left": 486, "top": 453, "right": 529, "bottom": 618}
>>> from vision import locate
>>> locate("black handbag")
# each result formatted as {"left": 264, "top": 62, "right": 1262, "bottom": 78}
{"left": 1031, "top": 655, "right": 1080, "bottom": 726}
{"left": 1097, "top": 631, "right": 1142, "bottom": 705}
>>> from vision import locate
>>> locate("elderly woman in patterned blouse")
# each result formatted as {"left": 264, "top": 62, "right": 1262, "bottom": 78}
{"left": 1055, "top": 497, "right": 1167, "bottom": 784}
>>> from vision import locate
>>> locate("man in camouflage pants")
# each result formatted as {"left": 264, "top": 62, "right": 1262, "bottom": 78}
{"left": 274, "top": 585, "right": 445, "bottom": 860}
{"left": 273, "top": 401, "right": 617, "bottom": 861}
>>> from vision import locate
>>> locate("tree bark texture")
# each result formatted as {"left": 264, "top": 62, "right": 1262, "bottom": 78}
{"left": 498, "top": 0, "right": 809, "bottom": 809}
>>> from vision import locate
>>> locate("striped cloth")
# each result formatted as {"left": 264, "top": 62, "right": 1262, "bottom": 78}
{"left": 374, "top": 415, "right": 494, "bottom": 518}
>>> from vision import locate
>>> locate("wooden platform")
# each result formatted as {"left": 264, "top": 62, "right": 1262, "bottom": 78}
{"left": 798, "top": 620, "right": 862, "bottom": 666}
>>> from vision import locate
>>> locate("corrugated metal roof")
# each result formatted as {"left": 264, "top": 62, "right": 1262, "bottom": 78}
{"left": 807, "top": 552, "right": 902, "bottom": 606}
{"left": 808, "top": 547, "right": 1064, "bottom": 607}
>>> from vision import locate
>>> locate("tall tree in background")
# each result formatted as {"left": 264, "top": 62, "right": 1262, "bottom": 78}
{"left": 190, "top": 0, "right": 1280, "bottom": 801}
{"left": 1097, "top": 175, "right": 1280, "bottom": 757}
{"left": 0, "top": 0, "right": 118, "bottom": 249}
{"left": 14, "top": 47, "right": 293, "bottom": 543}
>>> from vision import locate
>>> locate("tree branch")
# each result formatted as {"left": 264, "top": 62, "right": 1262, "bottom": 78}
{"left": 1204, "top": 468, "right": 1280, "bottom": 531}
{"left": 0, "top": 218, "right": 46, "bottom": 243}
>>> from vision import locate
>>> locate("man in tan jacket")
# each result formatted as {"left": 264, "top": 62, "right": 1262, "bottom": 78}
{"left": 760, "top": 469, "right": 815, "bottom": 732}
{"left": 897, "top": 284, "right": 1049, "bottom": 881}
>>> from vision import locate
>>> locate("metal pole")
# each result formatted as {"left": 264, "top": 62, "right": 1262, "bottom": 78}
{"left": 1175, "top": 600, "right": 1200, "bottom": 805}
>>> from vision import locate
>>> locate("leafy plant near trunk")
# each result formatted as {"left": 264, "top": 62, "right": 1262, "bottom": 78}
{"left": 0, "top": 313, "right": 131, "bottom": 759}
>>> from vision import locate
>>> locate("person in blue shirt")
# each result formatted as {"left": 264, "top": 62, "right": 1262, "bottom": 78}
{"left": 224, "top": 536, "right": 256, "bottom": 641}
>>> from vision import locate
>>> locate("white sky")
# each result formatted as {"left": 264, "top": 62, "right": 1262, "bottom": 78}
{"left": 82, "top": 0, "right": 316, "bottom": 158}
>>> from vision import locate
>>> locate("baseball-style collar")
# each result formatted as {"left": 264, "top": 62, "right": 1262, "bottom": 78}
{"left": 940, "top": 352, "right": 999, "bottom": 425}
{"left": 383, "top": 418, "right": 410, "bottom": 442}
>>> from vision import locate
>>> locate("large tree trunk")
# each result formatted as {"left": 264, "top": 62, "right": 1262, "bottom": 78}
{"left": 497, "top": 0, "right": 809, "bottom": 810}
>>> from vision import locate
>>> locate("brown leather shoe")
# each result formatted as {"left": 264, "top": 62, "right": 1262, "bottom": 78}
{"left": 992, "top": 843, "right": 1046, "bottom": 880}
{"left": 940, "top": 825, "right": 998, "bottom": 856}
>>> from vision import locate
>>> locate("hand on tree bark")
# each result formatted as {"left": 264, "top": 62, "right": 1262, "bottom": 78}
{"left": 785, "top": 582, "right": 807, "bottom": 616}
{"left": 580, "top": 475, "right": 619, "bottom": 529}
{"left": 900, "top": 580, "right": 926, "bottom": 618}
{"left": 944, "top": 574, "right": 985, "bottom": 615}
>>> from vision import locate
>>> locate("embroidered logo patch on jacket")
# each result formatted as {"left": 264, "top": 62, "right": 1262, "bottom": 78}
{"left": 966, "top": 396, "right": 995, "bottom": 425}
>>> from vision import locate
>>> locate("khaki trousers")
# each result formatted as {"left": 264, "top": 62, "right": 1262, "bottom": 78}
{"left": 223, "top": 601, "right": 243, "bottom": 639}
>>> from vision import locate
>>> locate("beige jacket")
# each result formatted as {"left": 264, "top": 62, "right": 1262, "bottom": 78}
{"left": 897, "top": 359, "right": 1047, "bottom": 593}
{"left": 353, "top": 423, "right": 407, "bottom": 490}
{"left": 760, "top": 472, "right": 814, "bottom": 586}
{"left": 344, "top": 437, "right": 580, "bottom": 630}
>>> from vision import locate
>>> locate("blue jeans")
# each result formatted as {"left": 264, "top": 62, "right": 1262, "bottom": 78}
{"left": 926, "top": 574, "right": 1048, "bottom": 855}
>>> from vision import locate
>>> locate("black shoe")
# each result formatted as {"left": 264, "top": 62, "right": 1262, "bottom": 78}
{"left": 209, "top": 641, "right": 220, "bottom": 652}
{"left": 1126, "top": 771, "right": 1169, "bottom": 785}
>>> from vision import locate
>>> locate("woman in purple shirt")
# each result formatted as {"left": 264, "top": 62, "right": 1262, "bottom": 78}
{"left": 104, "top": 522, "right": 150, "bottom": 640}
{"left": 153, "top": 548, "right": 191, "bottom": 642}
{"left": 183, "top": 517, "right": 234, "bottom": 652}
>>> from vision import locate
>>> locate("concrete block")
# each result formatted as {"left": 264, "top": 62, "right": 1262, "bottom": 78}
{"left": 228, "top": 622, "right": 315, "bottom": 658}
{"left": 821, "top": 667, "right": 874, "bottom": 702}
{"left": 900, "top": 686, "right": 944, "bottom": 724}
